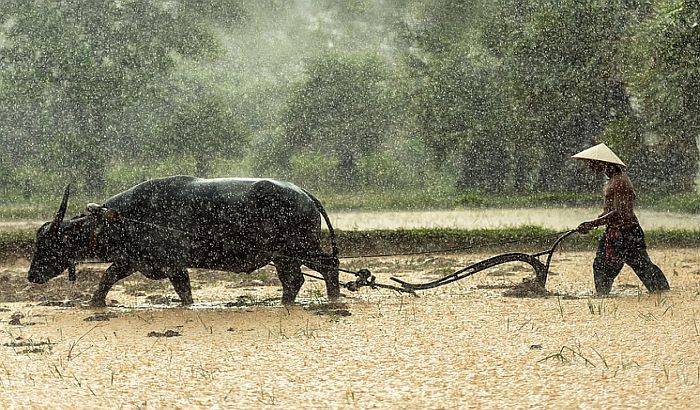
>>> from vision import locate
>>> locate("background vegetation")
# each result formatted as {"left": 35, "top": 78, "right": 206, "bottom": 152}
{"left": 1, "top": 0, "right": 699, "bottom": 209}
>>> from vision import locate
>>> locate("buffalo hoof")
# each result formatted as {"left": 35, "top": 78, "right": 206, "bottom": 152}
{"left": 327, "top": 289, "right": 341, "bottom": 301}
{"left": 88, "top": 298, "right": 107, "bottom": 308}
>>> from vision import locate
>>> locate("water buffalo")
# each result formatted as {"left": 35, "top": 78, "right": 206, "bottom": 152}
{"left": 27, "top": 176, "right": 340, "bottom": 306}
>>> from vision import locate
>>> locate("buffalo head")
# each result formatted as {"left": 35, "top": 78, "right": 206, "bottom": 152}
{"left": 27, "top": 185, "right": 75, "bottom": 284}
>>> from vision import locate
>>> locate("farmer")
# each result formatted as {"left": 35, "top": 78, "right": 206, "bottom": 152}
{"left": 572, "top": 143, "right": 669, "bottom": 295}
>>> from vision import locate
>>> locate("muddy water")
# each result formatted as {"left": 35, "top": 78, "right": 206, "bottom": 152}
{"left": 3, "top": 208, "right": 699, "bottom": 232}
{"left": 1, "top": 248, "right": 699, "bottom": 408}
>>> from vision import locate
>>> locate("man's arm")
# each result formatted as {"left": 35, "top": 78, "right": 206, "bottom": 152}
{"left": 576, "top": 174, "right": 631, "bottom": 233}
{"left": 576, "top": 210, "right": 618, "bottom": 233}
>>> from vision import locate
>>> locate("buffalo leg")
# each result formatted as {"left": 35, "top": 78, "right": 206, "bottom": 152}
{"left": 320, "top": 260, "right": 340, "bottom": 301}
{"left": 275, "top": 260, "right": 305, "bottom": 305}
{"left": 168, "top": 268, "right": 193, "bottom": 306}
{"left": 90, "top": 262, "right": 132, "bottom": 307}
{"left": 304, "top": 253, "right": 340, "bottom": 301}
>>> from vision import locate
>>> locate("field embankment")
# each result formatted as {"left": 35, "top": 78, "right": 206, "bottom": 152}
{"left": 2, "top": 226, "right": 699, "bottom": 262}
{"left": 2, "top": 208, "right": 697, "bottom": 260}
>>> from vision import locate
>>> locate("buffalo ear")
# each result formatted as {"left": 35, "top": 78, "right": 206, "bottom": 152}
{"left": 85, "top": 203, "right": 120, "bottom": 221}
{"left": 49, "top": 184, "right": 71, "bottom": 235}
{"left": 86, "top": 203, "right": 102, "bottom": 214}
{"left": 104, "top": 208, "right": 120, "bottom": 221}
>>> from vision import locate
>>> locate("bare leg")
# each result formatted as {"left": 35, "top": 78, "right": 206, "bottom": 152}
{"left": 90, "top": 262, "right": 132, "bottom": 307}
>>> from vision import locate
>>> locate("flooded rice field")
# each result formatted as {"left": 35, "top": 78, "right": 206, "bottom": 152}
{"left": 1, "top": 247, "right": 699, "bottom": 409}
{"left": 331, "top": 208, "right": 700, "bottom": 231}
{"left": 3, "top": 207, "right": 700, "bottom": 232}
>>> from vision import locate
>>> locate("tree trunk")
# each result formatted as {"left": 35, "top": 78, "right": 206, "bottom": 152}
{"left": 195, "top": 156, "right": 210, "bottom": 178}
{"left": 513, "top": 153, "right": 530, "bottom": 193}
{"left": 85, "top": 166, "right": 106, "bottom": 196}
{"left": 338, "top": 150, "right": 356, "bottom": 187}
{"left": 536, "top": 134, "right": 569, "bottom": 192}
{"left": 74, "top": 97, "right": 109, "bottom": 195}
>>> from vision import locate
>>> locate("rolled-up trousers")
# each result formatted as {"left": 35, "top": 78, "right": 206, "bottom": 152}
{"left": 593, "top": 224, "right": 670, "bottom": 294}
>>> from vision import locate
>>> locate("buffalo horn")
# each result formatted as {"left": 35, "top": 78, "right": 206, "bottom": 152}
{"left": 50, "top": 184, "right": 71, "bottom": 234}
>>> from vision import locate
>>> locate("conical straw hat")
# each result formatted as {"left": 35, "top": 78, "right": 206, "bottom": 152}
{"left": 571, "top": 143, "right": 625, "bottom": 166}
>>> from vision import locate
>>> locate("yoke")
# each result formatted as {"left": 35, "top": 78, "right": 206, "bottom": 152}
{"left": 389, "top": 230, "right": 576, "bottom": 291}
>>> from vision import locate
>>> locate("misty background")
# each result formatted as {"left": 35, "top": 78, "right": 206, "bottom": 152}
{"left": 1, "top": 0, "right": 698, "bottom": 204}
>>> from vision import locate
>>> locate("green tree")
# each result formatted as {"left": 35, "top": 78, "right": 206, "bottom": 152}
{"left": 154, "top": 91, "right": 250, "bottom": 177}
{"left": 417, "top": 48, "right": 512, "bottom": 193}
{"left": 283, "top": 52, "right": 392, "bottom": 186}
{"left": 625, "top": 0, "right": 700, "bottom": 193}
{"left": 484, "top": 0, "right": 636, "bottom": 191}
{"left": 396, "top": 1, "right": 516, "bottom": 192}
{"left": 0, "top": 0, "right": 219, "bottom": 193}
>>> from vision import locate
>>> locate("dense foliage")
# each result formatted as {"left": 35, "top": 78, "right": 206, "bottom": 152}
{"left": 1, "top": 0, "right": 698, "bottom": 200}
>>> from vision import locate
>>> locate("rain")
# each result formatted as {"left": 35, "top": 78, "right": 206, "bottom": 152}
{"left": 0, "top": 1, "right": 699, "bottom": 408}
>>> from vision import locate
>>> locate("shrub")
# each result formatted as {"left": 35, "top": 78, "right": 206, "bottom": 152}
{"left": 288, "top": 152, "right": 339, "bottom": 191}
{"left": 357, "top": 152, "right": 409, "bottom": 189}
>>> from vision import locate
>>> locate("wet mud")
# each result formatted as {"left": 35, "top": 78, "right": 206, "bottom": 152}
{"left": 1, "top": 248, "right": 699, "bottom": 408}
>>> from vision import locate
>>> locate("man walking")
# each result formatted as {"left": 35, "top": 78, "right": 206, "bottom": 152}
{"left": 572, "top": 143, "right": 670, "bottom": 294}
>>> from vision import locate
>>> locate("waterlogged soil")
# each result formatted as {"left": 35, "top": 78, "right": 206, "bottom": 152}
{"left": 1, "top": 247, "right": 699, "bottom": 409}
{"left": 331, "top": 208, "right": 700, "bottom": 231}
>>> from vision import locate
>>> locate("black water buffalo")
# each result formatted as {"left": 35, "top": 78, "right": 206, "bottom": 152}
{"left": 27, "top": 176, "right": 340, "bottom": 306}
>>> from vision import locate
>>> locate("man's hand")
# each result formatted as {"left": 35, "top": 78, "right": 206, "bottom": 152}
{"left": 576, "top": 221, "right": 595, "bottom": 234}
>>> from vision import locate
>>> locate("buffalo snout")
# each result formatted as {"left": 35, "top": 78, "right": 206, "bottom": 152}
{"left": 27, "top": 261, "right": 65, "bottom": 284}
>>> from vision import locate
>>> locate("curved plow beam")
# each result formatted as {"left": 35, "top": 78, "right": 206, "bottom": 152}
{"left": 390, "top": 230, "right": 576, "bottom": 292}
{"left": 390, "top": 253, "right": 547, "bottom": 291}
